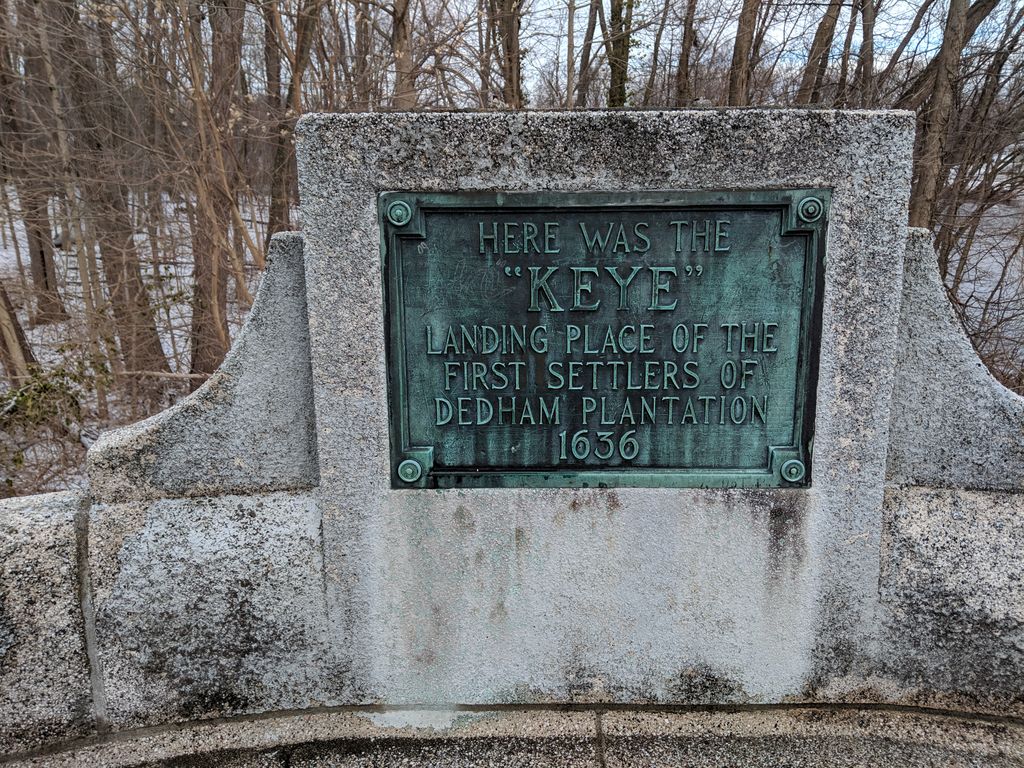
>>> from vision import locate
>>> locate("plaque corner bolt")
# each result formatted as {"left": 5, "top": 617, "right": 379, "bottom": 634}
{"left": 386, "top": 200, "right": 413, "bottom": 227}
{"left": 797, "top": 196, "right": 824, "bottom": 224}
{"left": 397, "top": 457, "right": 423, "bottom": 483}
{"left": 781, "top": 459, "right": 806, "bottom": 484}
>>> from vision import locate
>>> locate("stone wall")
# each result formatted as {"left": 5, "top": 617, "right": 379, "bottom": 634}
{"left": 1, "top": 111, "right": 1022, "bottom": 766}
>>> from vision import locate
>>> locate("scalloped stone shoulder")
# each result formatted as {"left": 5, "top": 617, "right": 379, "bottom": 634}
{"left": 887, "top": 229, "right": 1024, "bottom": 490}
{"left": 85, "top": 232, "right": 319, "bottom": 502}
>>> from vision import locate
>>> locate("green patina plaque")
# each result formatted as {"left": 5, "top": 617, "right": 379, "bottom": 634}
{"left": 381, "top": 190, "right": 827, "bottom": 489}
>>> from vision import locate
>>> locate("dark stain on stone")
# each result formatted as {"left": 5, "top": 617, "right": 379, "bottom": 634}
{"left": 804, "top": 584, "right": 863, "bottom": 694}
{"left": 136, "top": 593, "right": 258, "bottom": 720}
{"left": 0, "top": 593, "right": 14, "bottom": 660}
{"left": 879, "top": 566, "right": 1024, "bottom": 711}
{"left": 490, "top": 599, "right": 508, "bottom": 621}
{"left": 453, "top": 504, "right": 474, "bottom": 533}
{"left": 668, "top": 664, "right": 746, "bottom": 703}
{"left": 560, "top": 642, "right": 607, "bottom": 700}
{"left": 766, "top": 496, "right": 807, "bottom": 578}
{"left": 124, "top": 564, "right": 334, "bottom": 723}
{"left": 514, "top": 526, "right": 528, "bottom": 553}
{"left": 563, "top": 660, "right": 601, "bottom": 699}
{"left": 605, "top": 490, "right": 622, "bottom": 513}
{"left": 415, "top": 646, "right": 438, "bottom": 667}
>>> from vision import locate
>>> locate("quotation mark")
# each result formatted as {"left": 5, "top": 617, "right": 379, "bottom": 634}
{"left": 504, "top": 266, "right": 523, "bottom": 277}
{"left": 684, "top": 265, "right": 704, "bottom": 276}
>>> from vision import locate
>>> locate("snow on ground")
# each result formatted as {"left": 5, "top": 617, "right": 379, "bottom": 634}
{"left": 0, "top": 188, "right": 265, "bottom": 494}
{"left": 0, "top": 189, "right": 262, "bottom": 379}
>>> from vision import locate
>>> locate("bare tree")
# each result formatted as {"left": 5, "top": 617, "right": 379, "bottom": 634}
{"left": 575, "top": 0, "right": 602, "bottom": 107}
{"left": 47, "top": 0, "right": 169, "bottom": 381}
{"left": 728, "top": 0, "right": 760, "bottom": 105}
{"left": 674, "top": 0, "right": 698, "bottom": 106}
{"left": 490, "top": 0, "right": 523, "bottom": 107}
{"left": 607, "top": 0, "right": 635, "bottom": 106}
{"left": 0, "top": 278, "right": 34, "bottom": 384}
{"left": 908, "top": 0, "right": 969, "bottom": 228}
{"left": 794, "top": 0, "right": 842, "bottom": 105}
{"left": 392, "top": 0, "right": 418, "bottom": 108}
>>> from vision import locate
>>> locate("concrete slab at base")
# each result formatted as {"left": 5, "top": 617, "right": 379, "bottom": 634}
{"left": 601, "top": 709, "right": 1024, "bottom": 767}
{"left": 2, "top": 708, "right": 1020, "bottom": 768}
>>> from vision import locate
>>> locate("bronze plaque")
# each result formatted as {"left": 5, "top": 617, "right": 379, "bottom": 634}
{"left": 381, "top": 191, "right": 827, "bottom": 489}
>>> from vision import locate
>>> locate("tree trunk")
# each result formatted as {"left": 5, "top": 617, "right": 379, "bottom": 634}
{"left": 834, "top": 0, "right": 859, "bottom": 106}
{"left": 565, "top": 0, "right": 576, "bottom": 107}
{"left": 45, "top": 0, "right": 169, "bottom": 379}
{"left": 265, "top": 0, "right": 320, "bottom": 247}
{"left": 853, "top": 0, "right": 876, "bottom": 107}
{"left": 391, "top": 0, "right": 417, "bottom": 108}
{"left": 575, "top": 0, "right": 601, "bottom": 107}
{"left": 895, "top": 0, "right": 998, "bottom": 110}
{"left": 674, "top": 0, "right": 698, "bottom": 106}
{"left": 908, "top": 0, "right": 968, "bottom": 228}
{"left": 0, "top": 14, "right": 66, "bottom": 325}
{"left": 641, "top": 0, "right": 671, "bottom": 106}
{"left": 876, "top": 0, "right": 936, "bottom": 90}
{"left": 186, "top": 0, "right": 246, "bottom": 382}
{"left": 263, "top": 0, "right": 288, "bottom": 242}
{"left": 794, "top": 0, "right": 842, "bottom": 105}
{"left": 18, "top": 189, "right": 65, "bottom": 326}
{"left": 493, "top": 0, "right": 523, "bottom": 107}
{"left": 353, "top": 0, "right": 374, "bottom": 108}
{"left": 728, "top": 0, "right": 760, "bottom": 106}
{"left": 93, "top": 200, "right": 171, "bottom": 376}
{"left": 606, "top": 0, "right": 634, "bottom": 106}
{"left": 0, "top": 278, "right": 35, "bottom": 385}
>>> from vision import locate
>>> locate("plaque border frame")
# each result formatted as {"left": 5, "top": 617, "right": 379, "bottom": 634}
{"left": 380, "top": 189, "right": 828, "bottom": 490}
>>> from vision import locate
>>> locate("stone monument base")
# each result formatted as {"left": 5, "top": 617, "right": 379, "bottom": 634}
{"left": 2, "top": 111, "right": 1023, "bottom": 767}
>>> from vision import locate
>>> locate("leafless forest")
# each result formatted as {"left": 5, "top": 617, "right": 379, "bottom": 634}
{"left": 0, "top": 0, "right": 1021, "bottom": 495}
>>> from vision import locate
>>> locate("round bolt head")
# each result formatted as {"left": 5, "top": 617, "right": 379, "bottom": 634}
{"left": 797, "top": 197, "right": 824, "bottom": 224}
{"left": 397, "top": 458, "right": 423, "bottom": 483}
{"left": 386, "top": 200, "right": 413, "bottom": 227}
{"left": 781, "top": 459, "right": 806, "bottom": 483}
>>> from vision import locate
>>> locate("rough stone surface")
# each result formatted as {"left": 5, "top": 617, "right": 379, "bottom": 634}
{"left": 286, "top": 710, "right": 600, "bottom": 768}
{"left": 602, "top": 709, "right": 1024, "bottom": 767}
{"left": 86, "top": 232, "right": 318, "bottom": 503}
{"left": 4, "top": 707, "right": 1022, "bottom": 767}
{"left": 887, "top": 228, "right": 1024, "bottom": 490}
{"left": 880, "top": 486, "right": 1024, "bottom": 714}
{"left": 0, "top": 492, "right": 96, "bottom": 755}
{"left": 336, "top": 488, "right": 818, "bottom": 704}
{"left": 88, "top": 491, "right": 345, "bottom": 729}
{"left": 295, "top": 110, "right": 915, "bottom": 704}
{"left": 0, "top": 710, "right": 598, "bottom": 767}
